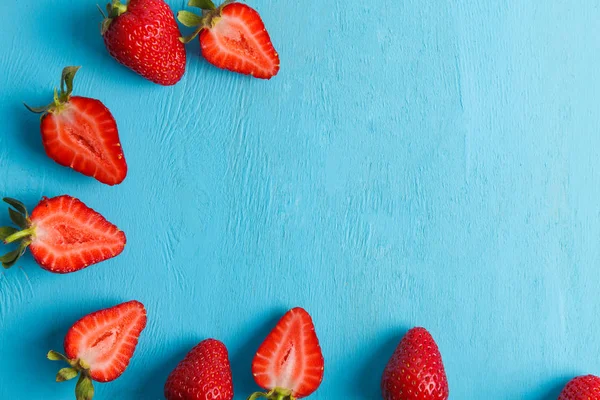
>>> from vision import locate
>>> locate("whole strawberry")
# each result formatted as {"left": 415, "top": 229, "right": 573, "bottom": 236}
{"left": 164, "top": 339, "right": 234, "bottom": 400}
{"left": 558, "top": 375, "right": 600, "bottom": 400}
{"left": 178, "top": 0, "right": 280, "bottom": 79}
{"left": 101, "top": 0, "right": 186, "bottom": 85}
{"left": 48, "top": 300, "right": 147, "bottom": 400}
{"left": 381, "top": 327, "right": 449, "bottom": 400}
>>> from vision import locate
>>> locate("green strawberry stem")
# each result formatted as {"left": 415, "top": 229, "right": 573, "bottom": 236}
{"left": 101, "top": 0, "right": 129, "bottom": 35}
{"left": 247, "top": 388, "right": 296, "bottom": 400}
{"left": 24, "top": 66, "right": 81, "bottom": 115}
{"left": 3, "top": 227, "right": 34, "bottom": 244}
{"left": 47, "top": 350, "right": 95, "bottom": 400}
{"left": 177, "top": 0, "right": 234, "bottom": 43}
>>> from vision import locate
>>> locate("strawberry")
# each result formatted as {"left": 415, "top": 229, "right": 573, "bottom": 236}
{"left": 101, "top": 0, "right": 186, "bottom": 85}
{"left": 47, "top": 300, "right": 147, "bottom": 400}
{"left": 178, "top": 0, "right": 280, "bottom": 79}
{"left": 558, "top": 375, "right": 600, "bottom": 400}
{"left": 249, "top": 308, "right": 324, "bottom": 400}
{"left": 0, "top": 196, "right": 126, "bottom": 273}
{"left": 164, "top": 339, "right": 234, "bottom": 400}
{"left": 381, "top": 327, "right": 449, "bottom": 400}
{"left": 25, "top": 66, "right": 127, "bottom": 185}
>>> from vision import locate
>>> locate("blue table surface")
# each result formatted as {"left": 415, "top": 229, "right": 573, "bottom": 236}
{"left": 1, "top": 0, "right": 599, "bottom": 398}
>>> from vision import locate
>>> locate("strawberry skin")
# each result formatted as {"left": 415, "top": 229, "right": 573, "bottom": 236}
{"left": 26, "top": 66, "right": 127, "bottom": 185}
{"left": 558, "top": 375, "right": 600, "bottom": 400}
{"left": 381, "top": 327, "right": 449, "bottom": 400}
{"left": 250, "top": 307, "right": 324, "bottom": 399}
{"left": 48, "top": 301, "right": 147, "bottom": 400}
{"left": 178, "top": 2, "right": 280, "bottom": 79}
{"left": 164, "top": 339, "right": 234, "bottom": 400}
{"left": 0, "top": 196, "right": 126, "bottom": 273}
{"left": 102, "top": 0, "right": 186, "bottom": 86}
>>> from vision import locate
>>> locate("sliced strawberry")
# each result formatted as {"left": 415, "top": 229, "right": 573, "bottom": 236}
{"left": 250, "top": 308, "right": 324, "bottom": 399}
{"left": 26, "top": 66, "right": 127, "bottom": 185}
{"left": 178, "top": 1, "right": 280, "bottom": 79}
{"left": 48, "top": 301, "right": 147, "bottom": 400}
{"left": 0, "top": 196, "right": 126, "bottom": 273}
{"left": 164, "top": 339, "right": 234, "bottom": 400}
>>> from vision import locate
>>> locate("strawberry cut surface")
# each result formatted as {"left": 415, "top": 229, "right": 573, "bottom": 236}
{"left": 251, "top": 307, "right": 324, "bottom": 398}
{"left": 200, "top": 3, "right": 280, "bottom": 79}
{"left": 64, "top": 300, "right": 147, "bottom": 382}
{"left": 29, "top": 196, "right": 126, "bottom": 273}
{"left": 41, "top": 96, "right": 127, "bottom": 185}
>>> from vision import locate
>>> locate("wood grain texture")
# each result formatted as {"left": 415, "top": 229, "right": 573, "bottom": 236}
{"left": 1, "top": 0, "right": 599, "bottom": 398}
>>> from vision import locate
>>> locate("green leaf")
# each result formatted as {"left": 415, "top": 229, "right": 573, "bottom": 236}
{"left": 56, "top": 367, "right": 79, "bottom": 382}
{"left": 75, "top": 375, "right": 94, "bottom": 400}
{"left": 0, "top": 227, "right": 17, "bottom": 241}
{"left": 47, "top": 350, "right": 69, "bottom": 362}
{"left": 3, "top": 198, "right": 28, "bottom": 216}
{"left": 9, "top": 208, "right": 28, "bottom": 229}
{"left": 23, "top": 102, "right": 52, "bottom": 114}
{"left": 60, "top": 66, "right": 81, "bottom": 98}
{"left": 177, "top": 10, "right": 204, "bottom": 27}
{"left": 188, "top": 0, "right": 215, "bottom": 10}
{"left": 0, "top": 249, "right": 20, "bottom": 268}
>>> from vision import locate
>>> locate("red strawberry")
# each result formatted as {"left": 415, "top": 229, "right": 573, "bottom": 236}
{"left": 558, "top": 375, "right": 600, "bottom": 400}
{"left": 25, "top": 67, "right": 127, "bottom": 185}
{"left": 178, "top": 0, "right": 280, "bottom": 79}
{"left": 101, "top": 0, "right": 186, "bottom": 85}
{"left": 164, "top": 339, "right": 234, "bottom": 400}
{"left": 250, "top": 308, "right": 324, "bottom": 399}
{"left": 48, "top": 300, "right": 147, "bottom": 400}
{"left": 0, "top": 196, "right": 126, "bottom": 273}
{"left": 381, "top": 327, "right": 449, "bottom": 400}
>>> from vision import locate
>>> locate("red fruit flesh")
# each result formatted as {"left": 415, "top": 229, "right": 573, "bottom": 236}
{"left": 164, "top": 339, "right": 234, "bottom": 400}
{"left": 381, "top": 327, "right": 449, "bottom": 400}
{"left": 252, "top": 308, "right": 324, "bottom": 398}
{"left": 41, "top": 97, "right": 127, "bottom": 185}
{"left": 103, "top": 0, "right": 186, "bottom": 86}
{"left": 64, "top": 300, "right": 147, "bottom": 382}
{"left": 558, "top": 375, "right": 600, "bottom": 400}
{"left": 201, "top": 3, "right": 280, "bottom": 79}
{"left": 30, "top": 195, "right": 126, "bottom": 273}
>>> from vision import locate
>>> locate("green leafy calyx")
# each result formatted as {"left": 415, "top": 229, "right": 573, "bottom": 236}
{"left": 0, "top": 198, "right": 34, "bottom": 269}
{"left": 247, "top": 388, "right": 296, "bottom": 400}
{"left": 177, "top": 0, "right": 234, "bottom": 43}
{"left": 24, "top": 66, "right": 81, "bottom": 116}
{"left": 48, "top": 350, "right": 95, "bottom": 400}
{"left": 101, "top": 0, "right": 128, "bottom": 35}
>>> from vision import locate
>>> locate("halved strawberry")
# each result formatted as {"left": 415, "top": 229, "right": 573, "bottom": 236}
{"left": 48, "top": 300, "right": 147, "bottom": 400}
{"left": 178, "top": 0, "right": 280, "bottom": 79}
{"left": 250, "top": 308, "right": 324, "bottom": 400}
{"left": 0, "top": 196, "right": 126, "bottom": 273}
{"left": 25, "top": 66, "right": 127, "bottom": 185}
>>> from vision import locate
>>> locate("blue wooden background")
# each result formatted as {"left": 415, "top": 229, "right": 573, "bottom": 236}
{"left": 1, "top": 0, "right": 599, "bottom": 398}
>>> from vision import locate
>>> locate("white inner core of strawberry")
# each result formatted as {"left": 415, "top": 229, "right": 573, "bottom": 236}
{"left": 79, "top": 327, "right": 120, "bottom": 367}
{"left": 277, "top": 343, "right": 298, "bottom": 390}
